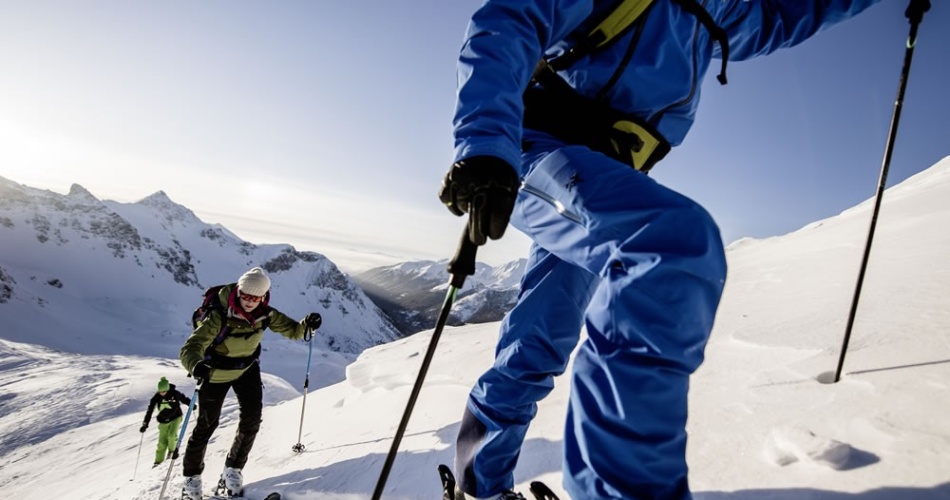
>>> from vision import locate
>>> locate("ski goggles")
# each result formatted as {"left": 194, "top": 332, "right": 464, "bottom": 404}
{"left": 239, "top": 292, "right": 264, "bottom": 303}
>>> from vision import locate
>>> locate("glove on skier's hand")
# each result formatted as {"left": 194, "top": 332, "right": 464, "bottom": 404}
{"left": 140, "top": 424, "right": 148, "bottom": 433}
{"left": 304, "top": 312, "right": 322, "bottom": 331}
{"left": 439, "top": 156, "right": 520, "bottom": 246}
{"left": 192, "top": 361, "right": 212, "bottom": 383}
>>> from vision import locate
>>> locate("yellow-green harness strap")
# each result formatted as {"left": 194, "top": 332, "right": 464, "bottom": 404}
{"left": 549, "top": 0, "right": 729, "bottom": 83}
{"left": 548, "top": 0, "right": 656, "bottom": 71}
{"left": 588, "top": 0, "right": 655, "bottom": 48}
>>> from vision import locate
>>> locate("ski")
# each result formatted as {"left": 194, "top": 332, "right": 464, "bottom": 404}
{"left": 438, "top": 464, "right": 456, "bottom": 500}
{"left": 205, "top": 493, "right": 280, "bottom": 500}
{"left": 528, "top": 481, "right": 560, "bottom": 500}
{"left": 437, "top": 464, "right": 560, "bottom": 500}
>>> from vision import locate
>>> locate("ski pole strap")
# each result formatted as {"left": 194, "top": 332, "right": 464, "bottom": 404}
{"left": 524, "top": 62, "right": 670, "bottom": 173}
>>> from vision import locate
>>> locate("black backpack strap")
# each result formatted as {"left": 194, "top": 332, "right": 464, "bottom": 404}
{"left": 670, "top": 0, "right": 729, "bottom": 84}
{"left": 204, "top": 344, "right": 262, "bottom": 371}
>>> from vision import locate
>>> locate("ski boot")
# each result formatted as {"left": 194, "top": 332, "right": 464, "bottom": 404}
{"left": 215, "top": 466, "right": 244, "bottom": 497}
{"left": 455, "top": 489, "right": 527, "bottom": 500}
{"left": 181, "top": 475, "right": 202, "bottom": 500}
{"left": 439, "top": 464, "right": 534, "bottom": 500}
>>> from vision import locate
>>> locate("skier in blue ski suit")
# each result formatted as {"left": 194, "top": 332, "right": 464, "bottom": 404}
{"left": 438, "top": 1, "right": 884, "bottom": 498}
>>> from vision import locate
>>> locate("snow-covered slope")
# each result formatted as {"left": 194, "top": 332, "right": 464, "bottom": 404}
{"left": 1, "top": 157, "right": 949, "bottom": 499}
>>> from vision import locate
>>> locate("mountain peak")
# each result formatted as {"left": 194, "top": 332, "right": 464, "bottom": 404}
{"left": 138, "top": 190, "right": 174, "bottom": 207}
{"left": 135, "top": 190, "right": 201, "bottom": 223}
{"left": 66, "top": 183, "right": 98, "bottom": 202}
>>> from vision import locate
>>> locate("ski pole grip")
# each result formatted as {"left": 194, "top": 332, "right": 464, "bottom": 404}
{"left": 447, "top": 225, "right": 478, "bottom": 289}
{"left": 906, "top": 0, "right": 930, "bottom": 23}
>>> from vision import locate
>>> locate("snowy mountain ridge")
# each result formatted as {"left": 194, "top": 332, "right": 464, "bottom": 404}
{"left": 353, "top": 257, "right": 527, "bottom": 335}
{"left": 0, "top": 175, "right": 401, "bottom": 387}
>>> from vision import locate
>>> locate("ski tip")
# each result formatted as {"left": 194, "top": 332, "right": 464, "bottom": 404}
{"left": 438, "top": 464, "right": 454, "bottom": 479}
{"left": 528, "top": 481, "right": 560, "bottom": 500}
{"left": 438, "top": 464, "right": 457, "bottom": 500}
{"left": 207, "top": 494, "right": 280, "bottom": 500}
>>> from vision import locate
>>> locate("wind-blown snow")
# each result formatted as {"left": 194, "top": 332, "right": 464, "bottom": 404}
{"left": 1, "top": 157, "right": 949, "bottom": 499}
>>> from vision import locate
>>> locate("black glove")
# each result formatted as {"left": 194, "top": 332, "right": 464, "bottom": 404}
{"left": 191, "top": 361, "right": 212, "bottom": 382}
{"left": 139, "top": 423, "right": 148, "bottom": 433}
{"left": 304, "top": 312, "right": 322, "bottom": 331}
{"left": 439, "top": 156, "right": 520, "bottom": 245}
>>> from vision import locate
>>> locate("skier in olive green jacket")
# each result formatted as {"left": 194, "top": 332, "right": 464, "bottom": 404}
{"left": 179, "top": 267, "right": 322, "bottom": 500}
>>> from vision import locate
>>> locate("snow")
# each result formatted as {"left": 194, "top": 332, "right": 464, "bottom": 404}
{"left": 1, "top": 157, "right": 949, "bottom": 499}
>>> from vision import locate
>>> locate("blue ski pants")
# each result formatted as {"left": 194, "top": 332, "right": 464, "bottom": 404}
{"left": 455, "top": 132, "right": 727, "bottom": 499}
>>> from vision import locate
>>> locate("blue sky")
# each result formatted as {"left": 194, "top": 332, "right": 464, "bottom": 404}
{"left": 0, "top": 1, "right": 947, "bottom": 273}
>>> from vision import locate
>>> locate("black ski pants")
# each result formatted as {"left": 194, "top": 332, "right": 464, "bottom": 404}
{"left": 182, "top": 363, "right": 263, "bottom": 476}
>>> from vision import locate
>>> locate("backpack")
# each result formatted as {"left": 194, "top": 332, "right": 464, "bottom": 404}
{"left": 192, "top": 284, "right": 270, "bottom": 370}
{"left": 192, "top": 284, "right": 229, "bottom": 330}
{"left": 525, "top": 0, "right": 730, "bottom": 173}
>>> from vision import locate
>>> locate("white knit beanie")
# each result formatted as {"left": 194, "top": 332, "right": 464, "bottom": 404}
{"left": 237, "top": 267, "right": 270, "bottom": 297}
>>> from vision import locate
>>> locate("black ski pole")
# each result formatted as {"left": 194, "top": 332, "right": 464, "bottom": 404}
{"left": 158, "top": 379, "right": 202, "bottom": 499}
{"left": 371, "top": 226, "right": 478, "bottom": 500}
{"left": 833, "top": 0, "right": 930, "bottom": 383}
{"left": 292, "top": 328, "right": 315, "bottom": 453}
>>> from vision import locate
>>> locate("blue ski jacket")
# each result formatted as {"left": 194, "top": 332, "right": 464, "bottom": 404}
{"left": 452, "top": 0, "right": 884, "bottom": 172}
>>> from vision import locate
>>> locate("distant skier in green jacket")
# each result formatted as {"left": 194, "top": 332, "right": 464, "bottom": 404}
{"left": 141, "top": 376, "right": 191, "bottom": 467}
{"left": 178, "top": 267, "right": 323, "bottom": 500}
